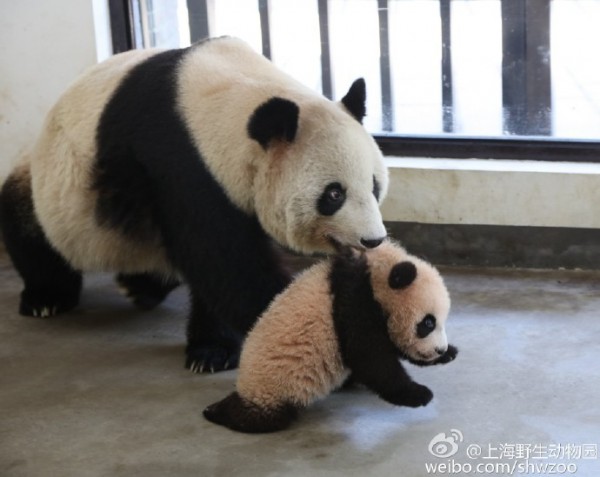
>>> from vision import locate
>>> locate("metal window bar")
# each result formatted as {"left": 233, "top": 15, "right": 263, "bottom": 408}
{"left": 187, "top": 0, "right": 212, "bottom": 43}
{"left": 440, "top": 0, "right": 454, "bottom": 133}
{"left": 501, "top": 0, "right": 552, "bottom": 136}
{"left": 317, "top": 0, "right": 333, "bottom": 100}
{"left": 378, "top": 0, "right": 393, "bottom": 131}
{"left": 258, "top": 0, "right": 272, "bottom": 60}
{"left": 109, "top": 0, "right": 135, "bottom": 53}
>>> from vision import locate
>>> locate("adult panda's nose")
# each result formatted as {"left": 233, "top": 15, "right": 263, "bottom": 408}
{"left": 360, "top": 237, "right": 385, "bottom": 249}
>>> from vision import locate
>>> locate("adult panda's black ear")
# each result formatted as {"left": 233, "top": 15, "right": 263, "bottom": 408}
{"left": 247, "top": 97, "right": 299, "bottom": 150}
{"left": 341, "top": 78, "right": 366, "bottom": 123}
{"left": 389, "top": 261, "right": 417, "bottom": 289}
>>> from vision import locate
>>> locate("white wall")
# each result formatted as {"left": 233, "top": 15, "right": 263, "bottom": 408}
{"left": 0, "top": 0, "right": 110, "bottom": 182}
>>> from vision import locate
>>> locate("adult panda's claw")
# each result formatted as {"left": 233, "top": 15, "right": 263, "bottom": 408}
{"left": 185, "top": 343, "right": 240, "bottom": 373}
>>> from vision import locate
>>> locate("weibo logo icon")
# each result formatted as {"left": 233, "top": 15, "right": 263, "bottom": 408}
{"left": 428, "top": 429, "right": 464, "bottom": 458}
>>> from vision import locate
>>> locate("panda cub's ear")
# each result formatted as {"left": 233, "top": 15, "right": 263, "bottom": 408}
{"left": 247, "top": 97, "right": 299, "bottom": 150}
{"left": 341, "top": 78, "right": 366, "bottom": 123}
{"left": 388, "top": 261, "right": 417, "bottom": 289}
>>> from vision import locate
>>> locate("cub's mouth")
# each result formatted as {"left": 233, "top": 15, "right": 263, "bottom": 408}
{"left": 398, "top": 349, "right": 438, "bottom": 366}
{"left": 416, "top": 351, "right": 438, "bottom": 362}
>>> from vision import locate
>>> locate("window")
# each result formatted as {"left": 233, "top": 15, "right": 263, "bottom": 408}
{"left": 110, "top": 0, "right": 600, "bottom": 161}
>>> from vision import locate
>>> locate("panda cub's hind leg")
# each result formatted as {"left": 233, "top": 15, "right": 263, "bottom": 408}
{"left": 203, "top": 392, "right": 298, "bottom": 433}
{"left": 116, "top": 272, "right": 180, "bottom": 310}
{"left": 0, "top": 166, "right": 82, "bottom": 317}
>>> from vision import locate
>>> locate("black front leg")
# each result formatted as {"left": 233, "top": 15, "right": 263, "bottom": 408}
{"left": 131, "top": 141, "right": 290, "bottom": 373}
{"left": 185, "top": 292, "right": 242, "bottom": 373}
{"left": 349, "top": 344, "right": 433, "bottom": 408}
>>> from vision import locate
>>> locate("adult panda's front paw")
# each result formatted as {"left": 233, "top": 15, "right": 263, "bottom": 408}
{"left": 185, "top": 343, "right": 240, "bottom": 374}
{"left": 19, "top": 288, "right": 80, "bottom": 318}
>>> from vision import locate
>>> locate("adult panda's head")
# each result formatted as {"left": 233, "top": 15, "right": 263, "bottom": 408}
{"left": 367, "top": 242, "right": 451, "bottom": 363}
{"left": 248, "top": 79, "right": 389, "bottom": 254}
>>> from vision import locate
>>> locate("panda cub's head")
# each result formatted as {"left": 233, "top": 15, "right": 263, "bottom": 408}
{"left": 248, "top": 79, "right": 388, "bottom": 254}
{"left": 367, "top": 242, "right": 451, "bottom": 363}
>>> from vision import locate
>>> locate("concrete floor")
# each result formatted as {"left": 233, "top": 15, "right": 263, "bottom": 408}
{"left": 1, "top": 246, "right": 599, "bottom": 477}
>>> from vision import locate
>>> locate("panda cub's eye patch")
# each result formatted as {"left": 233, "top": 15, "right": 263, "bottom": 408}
{"left": 416, "top": 314, "right": 436, "bottom": 338}
{"left": 317, "top": 182, "right": 346, "bottom": 216}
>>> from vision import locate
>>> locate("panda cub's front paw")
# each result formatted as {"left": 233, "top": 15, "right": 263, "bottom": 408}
{"left": 395, "top": 383, "right": 433, "bottom": 408}
{"left": 435, "top": 344, "right": 458, "bottom": 364}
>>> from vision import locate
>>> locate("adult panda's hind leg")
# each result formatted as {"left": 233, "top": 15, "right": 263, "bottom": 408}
{"left": 116, "top": 272, "right": 180, "bottom": 310}
{"left": 0, "top": 166, "right": 82, "bottom": 317}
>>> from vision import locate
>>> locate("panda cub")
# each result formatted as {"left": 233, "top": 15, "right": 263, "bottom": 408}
{"left": 203, "top": 241, "right": 458, "bottom": 433}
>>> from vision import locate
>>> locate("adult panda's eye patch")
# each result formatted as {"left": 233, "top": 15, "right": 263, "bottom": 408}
{"left": 373, "top": 176, "right": 380, "bottom": 201}
{"left": 416, "top": 314, "right": 436, "bottom": 338}
{"left": 317, "top": 182, "right": 346, "bottom": 216}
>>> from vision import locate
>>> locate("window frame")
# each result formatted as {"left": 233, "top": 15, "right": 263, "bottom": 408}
{"left": 108, "top": 0, "right": 600, "bottom": 163}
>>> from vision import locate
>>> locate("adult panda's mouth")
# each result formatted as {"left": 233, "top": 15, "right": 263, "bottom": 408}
{"left": 325, "top": 234, "right": 366, "bottom": 254}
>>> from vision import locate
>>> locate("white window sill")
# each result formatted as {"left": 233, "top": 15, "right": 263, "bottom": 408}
{"left": 382, "top": 157, "right": 600, "bottom": 228}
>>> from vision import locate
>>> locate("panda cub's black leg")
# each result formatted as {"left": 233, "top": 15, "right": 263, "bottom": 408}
{"left": 203, "top": 392, "right": 298, "bottom": 433}
{"left": 116, "top": 272, "right": 180, "bottom": 310}
{"left": 0, "top": 168, "right": 82, "bottom": 317}
{"left": 185, "top": 293, "right": 242, "bottom": 373}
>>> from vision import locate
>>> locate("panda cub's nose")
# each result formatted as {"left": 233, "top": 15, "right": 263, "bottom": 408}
{"left": 360, "top": 237, "right": 384, "bottom": 249}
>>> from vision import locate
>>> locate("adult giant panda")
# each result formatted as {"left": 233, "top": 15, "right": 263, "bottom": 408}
{"left": 203, "top": 241, "right": 457, "bottom": 433}
{"left": 0, "top": 37, "right": 388, "bottom": 373}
